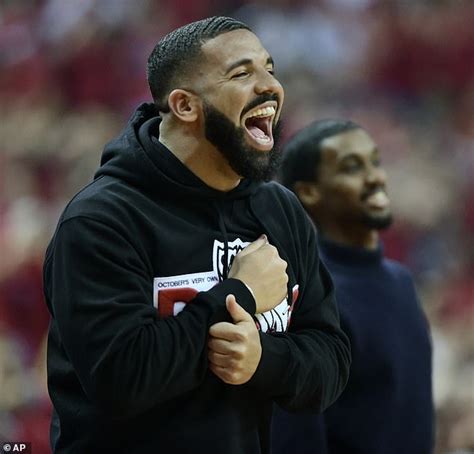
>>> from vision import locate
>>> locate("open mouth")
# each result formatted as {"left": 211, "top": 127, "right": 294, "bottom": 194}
{"left": 363, "top": 189, "right": 390, "bottom": 209}
{"left": 243, "top": 104, "right": 276, "bottom": 150}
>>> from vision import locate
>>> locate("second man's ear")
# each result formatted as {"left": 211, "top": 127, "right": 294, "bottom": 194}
{"left": 294, "top": 181, "right": 321, "bottom": 209}
{"left": 167, "top": 89, "right": 200, "bottom": 122}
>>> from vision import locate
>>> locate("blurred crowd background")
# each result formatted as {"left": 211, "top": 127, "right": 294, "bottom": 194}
{"left": 0, "top": 0, "right": 473, "bottom": 452}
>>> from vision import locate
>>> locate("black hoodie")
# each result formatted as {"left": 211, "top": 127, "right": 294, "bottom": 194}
{"left": 43, "top": 103, "right": 351, "bottom": 454}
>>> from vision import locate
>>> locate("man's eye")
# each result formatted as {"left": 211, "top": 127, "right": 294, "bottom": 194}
{"left": 267, "top": 68, "right": 275, "bottom": 75}
{"left": 341, "top": 162, "right": 361, "bottom": 173}
{"left": 232, "top": 71, "right": 249, "bottom": 79}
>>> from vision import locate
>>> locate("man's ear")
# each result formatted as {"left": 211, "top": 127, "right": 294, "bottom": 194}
{"left": 167, "top": 89, "right": 200, "bottom": 122}
{"left": 294, "top": 181, "right": 321, "bottom": 209}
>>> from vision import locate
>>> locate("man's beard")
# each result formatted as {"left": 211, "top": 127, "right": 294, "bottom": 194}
{"left": 360, "top": 212, "right": 393, "bottom": 230}
{"left": 359, "top": 187, "right": 393, "bottom": 230}
{"left": 203, "top": 101, "right": 283, "bottom": 182}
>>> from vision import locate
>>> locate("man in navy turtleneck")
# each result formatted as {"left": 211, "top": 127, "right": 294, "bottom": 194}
{"left": 272, "top": 119, "right": 434, "bottom": 453}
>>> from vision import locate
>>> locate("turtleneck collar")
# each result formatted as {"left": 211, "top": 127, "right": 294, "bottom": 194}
{"left": 319, "top": 236, "right": 383, "bottom": 268}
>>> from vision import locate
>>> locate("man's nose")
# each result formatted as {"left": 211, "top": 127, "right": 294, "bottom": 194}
{"left": 366, "top": 166, "right": 387, "bottom": 186}
{"left": 255, "top": 70, "right": 284, "bottom": 97}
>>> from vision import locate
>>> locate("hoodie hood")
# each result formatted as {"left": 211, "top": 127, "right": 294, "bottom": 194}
{"left": 95, "top": 103, "right": 260, "bottom": 201}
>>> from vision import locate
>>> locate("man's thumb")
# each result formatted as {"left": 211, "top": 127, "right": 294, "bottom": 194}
{"left": 237, "top": 234, "right": 267, "bottom": 257}
{"left": 226, "top": 294, "right": 251, "bottom": 324}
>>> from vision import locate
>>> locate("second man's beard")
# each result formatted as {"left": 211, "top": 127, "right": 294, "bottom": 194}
{"left": 361, "top": 212, "right": 393, "bottom": 230}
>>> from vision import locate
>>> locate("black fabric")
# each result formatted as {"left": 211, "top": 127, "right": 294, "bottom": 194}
{"left": 272, "top": 238, "right": 434, "bottom": 454}
{"left": 43, "top": 103, "right": 351, "bottom": 454}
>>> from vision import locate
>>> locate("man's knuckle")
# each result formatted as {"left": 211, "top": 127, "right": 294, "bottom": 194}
{"left": 233, "top": 359, "right": 243, "bottom": 370}
{"left": 234, "top": 332, "right": 246, "bottom": 343}
{"left": 226, "top": 371, "right": 237, "bottom": 383}
{"left": 233, "top": 348, "right": 244, "bottom": 361}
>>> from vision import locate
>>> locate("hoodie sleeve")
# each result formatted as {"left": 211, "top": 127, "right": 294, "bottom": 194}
{"left": 44, "top": 215, "right": 255, "bottom": 419}
{"left": 245, "top": 205, "right": 351, "bottom": 413}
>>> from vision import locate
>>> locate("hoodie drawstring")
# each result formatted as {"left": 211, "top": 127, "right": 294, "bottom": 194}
{"left": 215, "top": 200, "right": 229, "bottom": 281}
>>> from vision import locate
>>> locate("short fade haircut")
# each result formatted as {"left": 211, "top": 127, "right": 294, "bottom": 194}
{"left": 147, "top": 16, "right": 251, "bottom": 112}
{"left": 280, "top": 119, "right": 362, "bottom": 191}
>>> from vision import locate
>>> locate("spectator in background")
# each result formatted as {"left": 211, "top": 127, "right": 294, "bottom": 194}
{"left": 273, "top": 119, "right": 434, "bottom": 453}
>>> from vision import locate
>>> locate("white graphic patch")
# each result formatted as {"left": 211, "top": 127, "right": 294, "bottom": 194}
{"left": 213, "top": 238, "right": 248, "bottom": 281}
{"left": 255, "top": 298, "right": 290, "bottom": 333}
{"left": 255, "top": 284, "right": 299, "bottom": 333}
{"left": 153, "top": 239, "right": 296, "bottom": 333}
{"left": 154, "top": 271, "right": 218, "bottom": 317}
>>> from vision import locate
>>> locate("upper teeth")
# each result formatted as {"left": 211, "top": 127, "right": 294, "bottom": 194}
{"left": 248, "top": 106, "right": 275, "bottom": 118}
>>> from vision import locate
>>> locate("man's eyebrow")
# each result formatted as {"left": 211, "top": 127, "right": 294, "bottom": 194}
{"left": 338, "top": 148, "right": 379, "bottom": 162}
{"left": 224, "top": 56, "right": 274, "bottom": 75}
{"left": 338, "top": 153, "right": 362, "bottom": 162}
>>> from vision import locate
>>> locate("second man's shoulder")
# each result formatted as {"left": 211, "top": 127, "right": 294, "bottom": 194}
{"left": 383, "top": 257, "right": 417, "bottom": 285}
